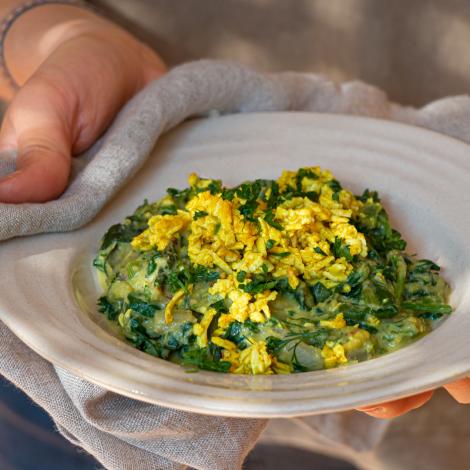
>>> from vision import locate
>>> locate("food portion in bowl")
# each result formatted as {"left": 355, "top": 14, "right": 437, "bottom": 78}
{"left": 93, "top": 167, "right": 452, "bottom": 374}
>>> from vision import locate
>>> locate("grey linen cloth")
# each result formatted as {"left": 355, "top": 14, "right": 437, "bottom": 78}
{"left": 1, "top": 60, "right": 470, "bottom": 470}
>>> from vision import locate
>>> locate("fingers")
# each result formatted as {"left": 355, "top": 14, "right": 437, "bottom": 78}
{"left": 358, "top": 390, "right": 434, "bottom": 419}
{"left": 357, "top": 378, "right": 470, "bottom": 420}
{"left": 0, "top": 79, "right": 72, "bottom": 203}
{"left": 443, "top": 378, "right": 470, "bottom": 404}
{"left": 0, "top": 27, "right": 165, "bottom": 204}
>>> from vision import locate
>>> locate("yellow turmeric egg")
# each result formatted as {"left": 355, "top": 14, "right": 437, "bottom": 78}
{"left": 234, "top": 340, "right": 273, "bottom": 375}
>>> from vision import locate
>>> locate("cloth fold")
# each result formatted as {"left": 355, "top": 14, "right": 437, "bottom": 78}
{"left": 1, "top": 60, "right": 470, "bottom": 470}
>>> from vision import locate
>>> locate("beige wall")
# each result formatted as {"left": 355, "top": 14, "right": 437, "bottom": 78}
{"left": 95, "top": 0, "right": 470, "bottom": 107}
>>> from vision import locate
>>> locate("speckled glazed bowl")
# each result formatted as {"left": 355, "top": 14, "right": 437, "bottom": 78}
{"left": 1, "top": 113, "right": 469, "bottom": 418}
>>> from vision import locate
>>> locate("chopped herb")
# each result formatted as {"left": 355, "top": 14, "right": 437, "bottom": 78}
{"left": 207, "top": 180, "right": 223, "bottom": 195}
{"left": 157, "top": 204, "right": 177, "bottom": 215}
{"left": 266, "top": 239, "right": 276, "bottom": 250}
{"left": 331, "top": 237, "right": 352, "bottom": 261}
{"left": 264, "top": 210, "right": 283, "bottom": 230}
{"left": 167, "top": 186, "right": 193, "bottom": 205}
{"left": 191, "top": 265, "right": 220, "bottom": 283}
{"left": 270, "top": 252, "right": 290, "bottom": 258}
{"left": 358, "top": 189, "right": 380, "bottom": 203}
{"left": 374, "top": 304, "right": 399, "bottom": 319}
{"left": 267, "top": 329, "right": 328, "bottom": 353}
{"left": 239, "top": 273, "right": 278, "bottom": 294}
{"left": 328, "top": 179, "right": 342, "bottom": 201}
{"left": 239, "top": 199, "right": 258, "bottom": 222}
{"left": 193, "top": 210, "right": 208, "bottom": 220}
{"left": 296, "top": 168, "right": 318, "bottom": 192}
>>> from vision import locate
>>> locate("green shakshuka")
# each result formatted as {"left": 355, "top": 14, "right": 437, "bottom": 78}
{"left": 93, "top": 168, "right": 452, "bottom": 374}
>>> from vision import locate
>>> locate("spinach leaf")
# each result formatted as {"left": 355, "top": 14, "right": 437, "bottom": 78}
{"left": 127, "top": 294, "right": 162, "bottom": 317}
{"left": 101, "top": 223, "right": 141, "bottom": 250}
{"left": 239, "top": 274, "right": 278, "bottom": 294}
{"left": 342, "top": 306, "right": 368, "bottom": 324}
{"left": 295, "top": 168, "right": 318, "bottom": 192}
{"left": 374, "top": 304, "right": 399, "bottom": 319}
{"left": 310, "top": 282, "right": 332, "bottom": 304}
{"left": 223, "top": 321, "right": 245, "bottom": 345}
{"left": 180, "top": 348, "right": 231, "bottom": 372}
{"left": 413, "top": 260, "right": 440, "bottom": 273}
{"left": 402, "top": 302, "right": 452, "bottom": 315}
{"left": 331, "top": 237, "right": 352, "bottom": 261}
{"left": 97, "top": 296, "right": 120, "bottom": 321}
{"left": 193, "top": 210, "right": 208, "bottom": 220}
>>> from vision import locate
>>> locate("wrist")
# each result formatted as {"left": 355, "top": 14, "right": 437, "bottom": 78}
{"left": 4, "top": 3, "right": 165, "bottom": 91}
{"left": 4, "top": 4, "right": 106, "bottom": 86}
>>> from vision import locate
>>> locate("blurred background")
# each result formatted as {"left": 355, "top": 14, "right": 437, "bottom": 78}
{"left": 94, "top": 0, "right": 470, "bottom": 106}
{"left": 2, "top": 0, "right": 470, "bottom": 468}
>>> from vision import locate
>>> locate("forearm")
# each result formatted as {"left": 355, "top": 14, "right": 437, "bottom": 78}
{"left": 0, "top": 1, "right": 36, "bottom": 98}
{"left": 0, "top": 2, "right": 100, "bottom": 99}
{"left": 4, "top": 3, "right": 100, "bottom": 84}
{"left": 0, "top": 2, "right": 140, "bottom": 100}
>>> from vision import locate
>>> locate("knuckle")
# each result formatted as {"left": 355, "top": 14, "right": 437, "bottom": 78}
{"left": 21, "top": 143, "right": 69, "bottom": 163}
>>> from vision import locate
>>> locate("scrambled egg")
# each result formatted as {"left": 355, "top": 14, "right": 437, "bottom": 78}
{"left": 320, "top": 313, "right": 346, "bottom": 329}
{"left": 231, "top": 339, "right": 273, "bottom": 375}
{"left": 209, "top": 277, "right": 277, "bottom": 327}
{"left": 164, "top": 289, "right": 186, "bottom": 323}
{"left": 132, "top": 211, "right": 191, "bottom": 251}
{"left": 322, "top": 342, "right": 348, "bottom": 369}
{"left": 134, "top": 170, "right": 367, "bottom": 285}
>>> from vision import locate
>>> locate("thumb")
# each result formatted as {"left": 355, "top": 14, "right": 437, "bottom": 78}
{"left": 0, "top": 79, "right": 72, "bottom": 203}
{"left": 0, "top": 23, "right": 165, "bottom": 204}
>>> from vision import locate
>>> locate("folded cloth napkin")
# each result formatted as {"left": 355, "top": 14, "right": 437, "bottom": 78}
{"left": 1, "top": 60, "right": 470, "bottom": 470}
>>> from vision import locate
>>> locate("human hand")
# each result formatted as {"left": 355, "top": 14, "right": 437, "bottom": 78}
{"left": 358, "top": 377, "right": 470, "bottom": 418}
{"left": 0, "top": 5, "right": 165, "bottom": 203}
